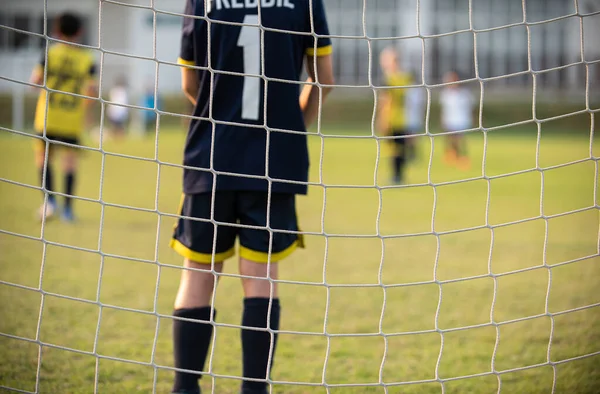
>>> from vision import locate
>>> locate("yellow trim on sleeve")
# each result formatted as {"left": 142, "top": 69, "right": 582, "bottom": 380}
{"left": 306, "top": 45, "right": 333, "bottom": 57}
{"left": 240, "top": 241, "right": 298, "bottom": 263}
{"left": 177, "top": 57, "right": 196, "bottom": 66}
{"left": 170, "top": 239, "right": 235, "bottom": 264}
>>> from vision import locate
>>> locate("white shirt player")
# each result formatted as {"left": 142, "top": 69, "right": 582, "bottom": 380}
{"left": 107, "top": 86, "right": 129, "bottom": 122}
{"left": 440, "top": 87, "right": 473, "bottom": 132}
{"left": 405, "top": 87, "right": 425, "bottom": 133}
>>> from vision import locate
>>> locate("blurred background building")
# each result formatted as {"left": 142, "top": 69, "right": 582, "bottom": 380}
{"left": 0, "top": 0, "right": 598, "bottom": 130}
{"left": 327, "top": 0, "right": 599, "bottom": 88}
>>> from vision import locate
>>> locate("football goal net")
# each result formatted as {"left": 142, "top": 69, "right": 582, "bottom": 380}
{"left": 0, "top": 0, "right": 599, "bottom": 393}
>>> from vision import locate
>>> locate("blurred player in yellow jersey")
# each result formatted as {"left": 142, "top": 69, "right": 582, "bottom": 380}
{"left": 377, "top": 47, "right": 413, "bottom": 185}
{"left": 30, "top": 13, "right": 97, "bottom": 222}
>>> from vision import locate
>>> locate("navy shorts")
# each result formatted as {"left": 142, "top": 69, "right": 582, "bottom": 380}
{"left": 392, "top": 129, "right": 408, "bottom": 145}
{"left": 170, "top": 191, "right": 301, "bottom": 264}
{"left": 34, "top": 133, "right": 80, "bottom": 154}
{"left": 391, "top": 129, "right": 408, "bottom": 152}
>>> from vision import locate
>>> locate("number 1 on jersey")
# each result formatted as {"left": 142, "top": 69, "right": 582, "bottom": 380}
{"left": 237, "top": 15, "right": 261, "bottom": 121}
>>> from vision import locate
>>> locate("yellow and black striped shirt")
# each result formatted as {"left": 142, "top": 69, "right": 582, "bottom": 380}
{"left": 34, "top": 43, "right": 96, "bottom": 137}
{"left": 383, "top": 71, "right": 413, "bottom": 130}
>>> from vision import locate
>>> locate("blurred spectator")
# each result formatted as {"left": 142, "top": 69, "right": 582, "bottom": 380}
{"left": 107, "top": 75, "right": 129, "bottom": 138}
{"left": 440, "top": 71, "right": 474, "bottom": 170}
{"left": 141, "top": 79, "right": 160, "bottom": 134}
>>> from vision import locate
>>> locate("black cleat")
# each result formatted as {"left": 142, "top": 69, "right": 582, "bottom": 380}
{"left": 240, "top": 388, "right": 268, "bottom": 394}
{"left": 172, "top": 389, "right": 201, "bottom": 394}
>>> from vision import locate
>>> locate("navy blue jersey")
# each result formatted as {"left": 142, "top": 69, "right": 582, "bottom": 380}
{"left": 178, "top": 0, "right": 332, "bottom": 195}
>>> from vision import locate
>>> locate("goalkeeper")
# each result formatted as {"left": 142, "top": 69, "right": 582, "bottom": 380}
{"left": 30, "top": 13, "right": 97, "bottom": 222}
{"left": 169, "top": 1, "right": 334, "bottom": 394}
{"left": 377, "top": 47, "right": 413, "bottom": 185}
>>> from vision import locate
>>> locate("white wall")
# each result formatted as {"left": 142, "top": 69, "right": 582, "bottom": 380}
{"left": 96, "top": 0, "right": 186, "bottom": 98}
{"left": 98, "top": 0, "right": 131, "bottom": 96}
{"left": 127, "top": 0, "right": 186, "bottom": 98}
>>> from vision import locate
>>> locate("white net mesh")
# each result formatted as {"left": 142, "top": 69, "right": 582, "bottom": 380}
{"left": 0, "top": 0, "right": 599, "bottom": 393}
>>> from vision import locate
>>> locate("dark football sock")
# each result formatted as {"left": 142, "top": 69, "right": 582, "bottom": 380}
{"left": 40, "top": 166, "right": 55, "bottom": 203}
{"left": 64, "top": 172, "right": 75, "bottom": 209}
{"left": 445, "top": 138, "right": 455, "bottom": 155}
{"left": 172, "top": 307, "right": 216, "bottom": 393}
{"left": 457, "top": 138, "right": 468, "bottom": 158}
{"left": 241, "top": 298, "right": 280, "bottom": 392}
{"left": 393, "top": 154, "right": 404, "bottom": 181}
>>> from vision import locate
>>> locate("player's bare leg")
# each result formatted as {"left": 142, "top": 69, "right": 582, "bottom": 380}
{"left": 111, "top": 120, "right": 127, "bottom": 140}
{"left": 239, "top": 258, "right": 280, "bottom": 394}
{"left": 240, "top": 258, "right": 279, "bottom": 299}
{"left": 35, "top": 141, "right": 56, "bottom": 220}
{"left": 61, "top": 148, "right": 79, "bottom": 221}
{"left": 114, "top": 125, "right": 124, "bottom": 139}
{"left": 172, "top": 259, "right": 223, "bottom": 394}
{"left": 175, "top": 259, "right": 223, "bottom": 309}
{"left": 454, "top": 134, "right": 471, "bottom": 170}
{"left": 444, "top": 134, "right": 458, "bottom": 166}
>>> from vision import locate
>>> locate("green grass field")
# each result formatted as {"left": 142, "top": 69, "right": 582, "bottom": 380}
{"left": 0, "top": 121, "right": 599, "bottom": 393}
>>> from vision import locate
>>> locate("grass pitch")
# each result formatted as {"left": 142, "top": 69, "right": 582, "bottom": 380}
{"left": 0, "top": 122, "right": 599, "bottom": 394}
